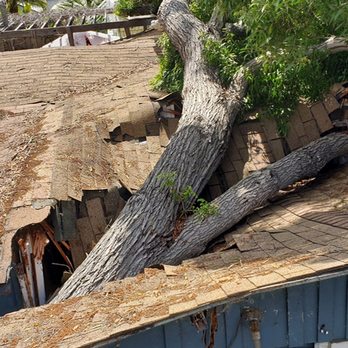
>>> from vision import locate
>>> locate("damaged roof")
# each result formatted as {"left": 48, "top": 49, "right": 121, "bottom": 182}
{"left": 1, "top": 26, "right": 348, "bottom": 286}
{"left": 0, "top": 164, "right": 348, "bottom": 347}
{"left": 0, "top": 30, "right": 162, "bottom": 282}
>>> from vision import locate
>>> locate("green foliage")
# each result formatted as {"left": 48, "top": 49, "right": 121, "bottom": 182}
{"left": 153, "top": 0, "right": 348, "bottom": 133}
{"left": 193, "top": 198, "right": 219, "bottom": 221}
{"left": 56, "top": 0, "right": 103, "bottom": 9}
{"left": 202, "top": 31, "right": 250, "bottom": 85}
{"left": 157, "top": 171, "right": 219, "bottom": 220}
{"left": 246, "top": 51, "right": 348, "bottom": 135}
{"left": 6, "top": 0, "right": 47, "bottom": 13}
{"left": 157, "top": 171, "right": 177, "bottom": 189}
{"left": 239, "top": 0, "right": 348, "bottom": 57}
{"left": 115, "top": 0, "right": 160, "bottom": 16}
{"left": 151, "top": 34, "right": 184, "bottom": 93}
{"left": 189, "top": 0, "right": 216, "bottom": 23}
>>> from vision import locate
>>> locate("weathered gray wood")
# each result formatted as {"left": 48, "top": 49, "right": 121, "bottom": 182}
{"left": 66, "top": 27, "right": 75, "bottom": 46}
{"left": 162, "top": 133, "right": 348, "bottom": 264}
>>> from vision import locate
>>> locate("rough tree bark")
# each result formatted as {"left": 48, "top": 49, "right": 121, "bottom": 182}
{"left": 53, "top": 0, "right": 247, "bottom": 302}
{"left": 53, "top": 0, "right": 348, "bottom": 303}
{"left": 162, "top": 133, "right": 348, "bottom": 264}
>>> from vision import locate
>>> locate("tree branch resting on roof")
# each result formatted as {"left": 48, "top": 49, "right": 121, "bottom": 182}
{"left": 162, "top": 132, "right": 348, "bottom": 264}
{"left": 52, "top": 0, "right": 348, "bottom": 303}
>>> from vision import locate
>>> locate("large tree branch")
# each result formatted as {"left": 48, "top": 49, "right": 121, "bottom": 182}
{"left": 158, "top": 0, "right": 209, "bottom": 61}
{"left": 162, "top": 133, "right": 348, "bottom": 264}
{"left": 52, "top": 0, "right": 248, "bottom": 303}
{"left": 313, "top": 36, "right": 348, "bottom": 54}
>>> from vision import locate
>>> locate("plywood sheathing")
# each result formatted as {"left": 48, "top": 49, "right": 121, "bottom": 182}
{"left": 0, "top": 165, "right": 347, "bottom": 347}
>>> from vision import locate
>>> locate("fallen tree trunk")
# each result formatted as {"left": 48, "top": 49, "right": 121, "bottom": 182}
{"left": 162, "top": 133, "right": 348, "bottom": 264}
{"left": 52, "top": 0, "right": 247, "bottom": 302}
{"left": 53, "top": 0, "right": 348, "bottom": 302}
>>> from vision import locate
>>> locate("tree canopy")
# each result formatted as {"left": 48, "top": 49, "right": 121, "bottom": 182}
{"left": 6, "top": 0, "right": 47, "bottom": 13}
{"left": 147, "top": 0, "right": 348, "bottom": 134}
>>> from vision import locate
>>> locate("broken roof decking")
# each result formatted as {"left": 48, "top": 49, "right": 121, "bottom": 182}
{"left": 0, "top": 165, "right": 348, "bottom": 347}
{"left": 0, "top": 31, "right": 161, "bottom": 282}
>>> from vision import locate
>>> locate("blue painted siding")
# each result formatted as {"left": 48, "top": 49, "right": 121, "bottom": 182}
{"left": 0, "top": 267, "right": 23, "bottom": 316}
{"left": 114, "top": 275, "right": 348, "bottom": 348}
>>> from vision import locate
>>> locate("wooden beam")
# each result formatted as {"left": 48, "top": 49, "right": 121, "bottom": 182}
{"left": 124, "top": 26, "right": 131, "bottom": 38}
{"left": 54, "top": 15, "right": 62, "bottom": 28}
{"left": 28, "top": 19, "right": 38, "bottom": 29}
{"left": 14, "top": 22, "right": 24, "bottom": 31}
{"left": 67, "top": 15, "right": 74, "bottom": 26}
{"left": 0, "top": 16, "right": 155, "bottom": 39}
{"left": 66, "top": 27, "right": 74, "bottom": 46}
{"left": 40, "top": 20, "right": 49, "bottom": 29}
{"left": 30, "top": 29, "right": 38, "bottom": 48}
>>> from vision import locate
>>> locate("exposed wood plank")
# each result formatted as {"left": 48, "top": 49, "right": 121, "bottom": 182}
{"left": 125, "top": 27, "right": 131, "bottom": 38}
{"left": 86, "top": 197, "right": 107, "bottom": 237}
{"left": 104, "top": 187, "right": 125, "bottom": 218}
{"left": 40, "top": 20, "right": 49, "bottom": 29}
{"left": 323, "top": 94, "right": 340, "bottom": 114}
{"left": 27, "top": 20, "right": 38, "bottom": 30}
{"left": 76, "top": 217, "right": 95, "bottom": 254}
{"left": 311, "top": 102, "right": 333, "bottom": 133}
{"left": 297, "top": 103, "right": 313, "bottom": 122}
{"left": 269, "top": 138, "right": 285, "bottom": 161}
{"left": 54, "top": 16, "right": 63, "bottom": 28}
{"left": 303, "top": 119, "right": 321, "bottom": 142}
{"left": 60, "top": 200, "right": 77, "bottom": 241}
{"left": 44, "top": 223, "right": 75, "bottom": 272}
{"left": 67, "top": 16, "right": 74, "bottom": 26}
{"left": 70, "top": 237, "right": 86, "bottom": 268}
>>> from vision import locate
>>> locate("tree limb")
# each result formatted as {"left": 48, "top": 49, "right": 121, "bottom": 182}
{"left": 52, "top": 0, "right": 248, "bottom": 303}
{"left": 162, "top": 133, "right": 348, "bottom": 264}
{"left": 312, "top": 36, "right": 348, "bottom": 54}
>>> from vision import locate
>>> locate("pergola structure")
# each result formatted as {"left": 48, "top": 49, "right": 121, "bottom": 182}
{"left": 0, "top": 9, "right": 155, "bottom": 51}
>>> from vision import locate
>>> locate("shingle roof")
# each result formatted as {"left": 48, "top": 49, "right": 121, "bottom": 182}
{"left": 0, "top": 164, "right": 347, "bottom": 347}
{"left": 0, "top": 30, "right": 161, "bottom": 282}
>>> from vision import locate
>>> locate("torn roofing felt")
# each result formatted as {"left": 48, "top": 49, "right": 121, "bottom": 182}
{"left": 0, "top": 164, "right": 347, "bottom": 347}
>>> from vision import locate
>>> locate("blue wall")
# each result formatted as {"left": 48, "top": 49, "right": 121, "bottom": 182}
{"left": 115, "top": 275, "right": 348, "bottom": 348}
{"left": 0, "top": 267, "right": 23, "bottom": 316}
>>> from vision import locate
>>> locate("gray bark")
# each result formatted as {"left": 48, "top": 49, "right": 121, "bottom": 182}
{"left": 52, "top": 0, "right": 247, "bottom": 302}
{"left": 162, "top": 133, "right": 348, "bottom": 264}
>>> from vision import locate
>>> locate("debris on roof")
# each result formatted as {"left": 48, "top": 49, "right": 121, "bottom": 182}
{"left": 0, "top": 164, "right": 347, "bottom": 347}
